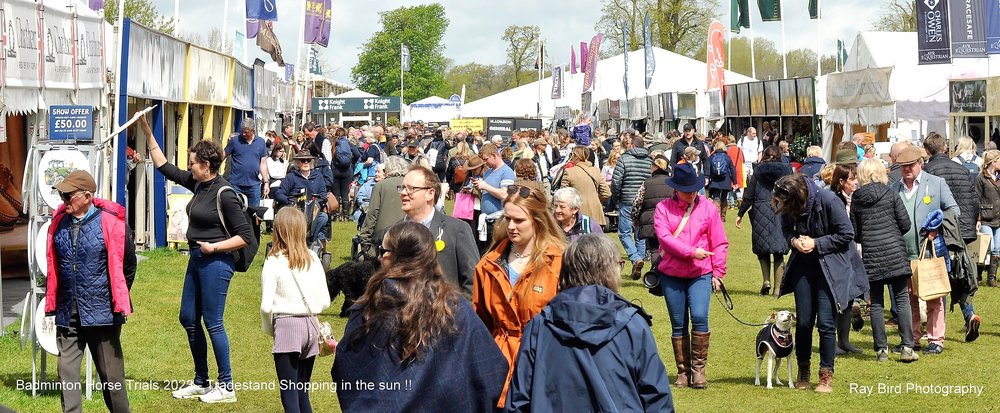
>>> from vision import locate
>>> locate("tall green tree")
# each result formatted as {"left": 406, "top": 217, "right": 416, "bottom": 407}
{"left": 502, "top": 25, "right": 542, "bottom": 87}
{"left": 595, "top": 0, "right": 718, "bottom": 58}
{"left": 872, "top": 0, "right": 916, "bottom": 32}
{"left": 104, "top": 0, "right": 175, "bottom": 34}
{"left": 351, "top": 4, "right": 450, "bottom": 102}
{"left": 445, "top": 63, "right": 512, "bottom": 101}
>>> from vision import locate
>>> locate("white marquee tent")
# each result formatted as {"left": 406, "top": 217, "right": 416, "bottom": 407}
{"left": 461, "top": 47, "right": 755, "bottom": 121}
{"left": 822, "top": 31, "right": 1000, "bottom": 159}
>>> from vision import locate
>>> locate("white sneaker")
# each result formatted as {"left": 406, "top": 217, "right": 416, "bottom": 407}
{"left": 199, "top": 386, "right": 237, "bottom": 403}
{"left": 171, "top": 383, "right": 210, "bottom": 399}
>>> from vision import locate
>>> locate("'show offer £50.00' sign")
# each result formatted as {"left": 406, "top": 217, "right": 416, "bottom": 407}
{"left": 48, "top": 105, "right": 94, "bottom": 141}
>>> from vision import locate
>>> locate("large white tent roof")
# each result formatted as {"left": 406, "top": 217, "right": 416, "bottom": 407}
{"left": 462, "top": 47, "right": 756, "bottom": 119}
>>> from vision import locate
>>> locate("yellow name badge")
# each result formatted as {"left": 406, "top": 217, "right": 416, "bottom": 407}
{"left": 923, "top": 195, "right": 932, "bottom": 205}
{"left": 435, "top": 240, "right": 446, "bottom": 252}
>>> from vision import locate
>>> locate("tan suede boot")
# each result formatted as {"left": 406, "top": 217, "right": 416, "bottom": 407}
{"left": 691, "top": 332, "right": 710, "bottom": 389}
{"left": 671, "top": 336, "right": 690, "bottom": 388}
{"left": 816, "top": 368, "right": 833, "bottom": 393}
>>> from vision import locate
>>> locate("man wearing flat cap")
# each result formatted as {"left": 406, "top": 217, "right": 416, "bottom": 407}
{"left": 45, "top": 170, "right": 136, "bottom": 413}
{"left": 889, "top": 143, "right": 959, "bottom": 355}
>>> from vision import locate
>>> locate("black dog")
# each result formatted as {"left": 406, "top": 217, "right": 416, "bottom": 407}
{"left": 326, "top": 260, "right": 376, "bottom": 317}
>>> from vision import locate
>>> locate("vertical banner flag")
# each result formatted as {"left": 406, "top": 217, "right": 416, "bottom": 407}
{"left": 987, "top": 0, "right": 1000, "bottom": 54}
{"left": 917, "top": 0, "right": 952, "bottom": 64}
{"left": 88, "top": 0, "right": 103, "bottom": 11}
{"left": 840, "top": 39, "right": 848, "bottom": 67}
{"left": 401, "top": 44, "right": 411, "bottom": 71}
{"left": 285, "top": 64, "right": 295, "bottom": 82}
{"left": 246, "top": 0, "right": 277, "bottom": 21}
{"left": 757, "top": 0, "right": 782, "bottom": 21}
{"left": 643, "top": 13, "right": 655, "bottom": 90}
{"left": 808, "top": 0, "right": 819, "bottom": 18}
{"left": 234, "top": 31, "right": 246, "bottom": 64}
{"left": 246, "top": 19, "right": 261, "bottom": 38}
{"left": 949, "top": 0, "right": 986, "bottom": 57}
{"left": 732, "top": 0, "right": 750, "bottom": 32}
{"left": 580, "top": 42, "right": 589, "bottom": 76}
{"left": 551, "top": 66, "right": 564, "bottom": 99}
{"left": 622, "top": 20, "right": 629, "bottom": 98}
{"left": 706, "top": 21, "right": 727, "bottom": 96}
{"left": 571, "top": 46, "right": 577, "bottom": 74}
{"left": 304, "top": 0, "right": 331, "bottom": 46}
{"left": 582, "top": 34, "right": 604, "bottom": 92}
{"left": 534, "top": 42, "right": 544, "bottom": 70}
{"left": 309, "top": 47, "right": 322, "bottom": 75}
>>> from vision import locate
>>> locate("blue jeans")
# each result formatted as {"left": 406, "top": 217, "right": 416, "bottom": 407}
{"left": 180, "top": 248, "right": 235, "bottom": 388}
{"left": 791, "top": 271, "right": 837, "bottom": 371}
{"left": 233, "top": 183, "right": 262, "bottom": 209}
{"left": 980, "top": 224, "right": 1000, "bottom": 255}
{"left": 618, "top": 203, "right": 646, "bottom": 263}
{"left": 659, "top": 273, "right": 712, "bottom": 337}
{"left": 870, "top": 276, "right": 914, "bottom": 350}
{"left": 308, "top": 211, "right": 329, "bottom": 245}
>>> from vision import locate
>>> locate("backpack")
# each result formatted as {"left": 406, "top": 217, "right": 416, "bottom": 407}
{"left": 213, "top": 186, "right": 261, "bottom": 272}
{"left": 958, "top": 155, "right": 980, "bottom": 177}
{"left": 333, "top": 138, "right": 353, "bottom": 168}
{"left": 709, "top": 152, "right": 730, "bottom": 181}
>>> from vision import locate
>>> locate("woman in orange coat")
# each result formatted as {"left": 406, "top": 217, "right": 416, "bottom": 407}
{"left": 726, "top": 135, "right": 746, "bottom": 206}
{"left": 473, "top": 184, "right": 567, "bottom": 407}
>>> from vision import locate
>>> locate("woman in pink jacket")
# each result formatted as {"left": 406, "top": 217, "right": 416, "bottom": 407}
{"left": 652, "top": 162, "right": 729, "bottom": 390}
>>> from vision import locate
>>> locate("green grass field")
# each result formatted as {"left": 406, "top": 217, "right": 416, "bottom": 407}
{"left": 2, "top": 216, "right": 998, "bottom": 412}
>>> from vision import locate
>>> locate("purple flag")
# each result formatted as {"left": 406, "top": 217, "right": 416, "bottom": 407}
{"left": 303, "top": 0, "right": 331, "bottom": 46}
{"left": 582, "top": 34, "right": 604, "bottom": 92}
{"left": 580, "top": 41, "right": 588, "bottom": 76}
{"left": 89, "top": 0, "right": 103, "bottom": 10}
{"left": 570, "top": 46, "right": 577, "bottom": 74}
{"left": 246, "top": 19, "right": 261, "bottom": 39}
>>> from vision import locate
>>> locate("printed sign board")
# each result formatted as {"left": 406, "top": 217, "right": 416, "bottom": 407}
{"left": 48, "top": 106, "right": 94, "bottom": 141}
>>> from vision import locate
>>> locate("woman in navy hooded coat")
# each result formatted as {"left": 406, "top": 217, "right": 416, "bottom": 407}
{"left": 507, "top": 234, "right": 673, "bottom": 412}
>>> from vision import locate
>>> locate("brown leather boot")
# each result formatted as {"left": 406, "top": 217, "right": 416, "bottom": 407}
{"left": 815, "top": 368, "right": 833, "bottom": 393}
{"left": 690, "top": 332, "right": 710, "bottom": 389}
{"left": 988, "top": 256, "right": 999, "bottom": 287}
{"left": 671, "top": 336, "right": 690, "bottom": 388}
{"left": 795, "top": 367, "right": 810, "bottom": 390}
{"left": 719, "top": 199, "right": 728, "bottom": 222}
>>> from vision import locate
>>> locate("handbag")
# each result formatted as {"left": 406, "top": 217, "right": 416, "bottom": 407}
{"left": 287, "top": 263, "right": 337, "bottom": 357}
{"left": 909, "top": 239, "right": 952, "bottom": 301}
{"left": 453, "top": 192, "right": 475, "bottom": 220}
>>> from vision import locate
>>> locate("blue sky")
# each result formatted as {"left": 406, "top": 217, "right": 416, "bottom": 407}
{"left": 151, "top": 0, "right": 881, "bottom": 84}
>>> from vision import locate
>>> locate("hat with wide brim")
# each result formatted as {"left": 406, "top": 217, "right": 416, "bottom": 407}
{"left": 665, "top": 163, "right": 705, "bottom": 193}
{"left": 895, "top": 146, "right": 924, "bottom": 165}
{"left": 464, "top": 156, "right": 485, "bottom": 170}
{"left": 292, "top": 150, "right": 315, "bottom": 160}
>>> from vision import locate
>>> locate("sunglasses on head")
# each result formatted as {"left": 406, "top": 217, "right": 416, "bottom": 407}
{"left": 506, "top": 185, "right": 533, "bottom": 199}
{"left": 773, "top": 183, "right": 791, "bottom": 199}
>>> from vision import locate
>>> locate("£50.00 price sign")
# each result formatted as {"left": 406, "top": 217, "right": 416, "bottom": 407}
{"left": 49, "top": 105, "right": 94, "bottom": 141}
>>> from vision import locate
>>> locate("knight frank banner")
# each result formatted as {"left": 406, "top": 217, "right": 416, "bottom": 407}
{"left": 949, "top": 0, "right": 986, "bottom": 57}
{"left": 917, "top": 0, "right": 952, "bottom": 64}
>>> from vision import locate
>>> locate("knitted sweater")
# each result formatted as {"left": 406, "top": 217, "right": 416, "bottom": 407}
{"left": 260, "top": 251, "right": 331, "bottom": 336}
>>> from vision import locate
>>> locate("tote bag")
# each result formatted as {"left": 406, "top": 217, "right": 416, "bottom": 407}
{"left": 909, "top": 239, "right": 951, "bottom": 301}
{"left": 453, "top": 192, "right": 475, "bottom": 220}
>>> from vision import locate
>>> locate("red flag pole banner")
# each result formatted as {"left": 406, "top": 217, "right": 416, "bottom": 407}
{"left": 582, "top": 34, "right": 603, "bottom": 92}
{"left": 706, "top": 21, "right": 727, "bottom": 97}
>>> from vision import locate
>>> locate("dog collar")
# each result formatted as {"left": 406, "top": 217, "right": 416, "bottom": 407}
{"left": 771, "top": 326, "right": 792, "bottom": 348}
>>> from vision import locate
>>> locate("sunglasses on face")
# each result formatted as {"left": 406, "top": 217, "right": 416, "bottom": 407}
{"left": 377, "top": 245, "right": 392, "bottom": 256}
{"left": 60, "top": 191, "right": 83, "bottom": 202}
{"left": 506, "top": 184, "right": 534, "bottom": 199}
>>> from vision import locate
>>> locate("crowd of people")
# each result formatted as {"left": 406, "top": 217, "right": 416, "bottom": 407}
{"left": 43, "top": 112, "right": 995, "bottom": 412}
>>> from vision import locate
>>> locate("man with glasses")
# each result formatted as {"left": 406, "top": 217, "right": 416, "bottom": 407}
{"left": 224, "top": 118, "right": 269, "bottom": 209}
{"left": 473, "top": 143, "right": 516, "bottom": 254}
{"left": 45, "top": 170, "right": 136, "bottom": 413}
{"left": 394, "top": 165, "right": 479, "bottom": 298}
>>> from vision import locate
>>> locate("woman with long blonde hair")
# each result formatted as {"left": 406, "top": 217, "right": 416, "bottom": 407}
{"left": 474, "top": 185, "right": 567, "bottom": 407}
{"left": 260, "top": 207, "right": 331, "bottom": 412}
{"left": 976, "top": 149, "right": 1000, "bottom": 287}
{"left": 333, "top": 222, "right": 507, "bottom": 411}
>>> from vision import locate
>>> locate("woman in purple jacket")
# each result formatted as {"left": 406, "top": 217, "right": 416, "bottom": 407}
{"left": 652, "top": 163, "right": 729, "bottom": 389}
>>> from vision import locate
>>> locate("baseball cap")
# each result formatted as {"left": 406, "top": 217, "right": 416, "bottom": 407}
{"left": 54, "top": 170, "right": 97, "bottom": 193}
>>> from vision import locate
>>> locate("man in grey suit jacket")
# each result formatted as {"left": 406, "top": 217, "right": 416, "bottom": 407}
{"left": 397, "top": 166, "right": 479, "bottom": 298}
{"left": 889, "top": 145, "right": 959, "bottom": 355}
